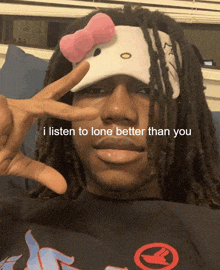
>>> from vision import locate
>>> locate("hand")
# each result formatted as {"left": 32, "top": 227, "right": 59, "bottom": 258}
{"left": 0, "top": 61, "right": 98, "bottom": 194}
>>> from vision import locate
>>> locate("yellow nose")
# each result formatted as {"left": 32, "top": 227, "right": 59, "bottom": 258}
{"left": 120, "top": 53, "right": 131, "bottom": 59}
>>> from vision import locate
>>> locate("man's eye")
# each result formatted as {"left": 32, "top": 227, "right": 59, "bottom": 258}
{"left": 88, "top": 88, "right": 107, "bottom": 94}
{"left": 135, "top": 87, "right": 150, "bottom": 96}
{"left": 75, "top": 87, "right": 109, "bottom": 98}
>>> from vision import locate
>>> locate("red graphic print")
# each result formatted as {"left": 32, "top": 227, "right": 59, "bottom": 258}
{"left": 134, "top": 243, "right": 179, "bottom": 270}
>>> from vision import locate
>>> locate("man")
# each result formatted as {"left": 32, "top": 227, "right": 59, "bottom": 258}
{"left": 0, "top": 5, "right": 220, "bottom": 270}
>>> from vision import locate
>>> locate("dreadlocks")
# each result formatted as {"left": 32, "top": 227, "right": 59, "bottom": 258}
{"left": 30, "top": 5, "right": 220, "bottom": 209}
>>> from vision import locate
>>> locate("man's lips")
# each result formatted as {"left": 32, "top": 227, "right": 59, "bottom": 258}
{"left": 93, "top": 138, "right": 146, "bottom": 164}
{"left": 94, "top": 137, "right": 145, "bottom": 152}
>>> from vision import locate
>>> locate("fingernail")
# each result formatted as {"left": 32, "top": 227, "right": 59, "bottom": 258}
{"left": 77, "top": 61, "right": 90, "bottom": 69}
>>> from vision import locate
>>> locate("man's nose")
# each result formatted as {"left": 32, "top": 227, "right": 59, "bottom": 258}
{"left": 100, "top": 84, "right": 138, "bottom": 125}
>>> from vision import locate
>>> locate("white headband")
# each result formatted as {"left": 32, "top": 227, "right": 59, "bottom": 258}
{"left": 70, "top": 26, "right": 182, "bottom": 99}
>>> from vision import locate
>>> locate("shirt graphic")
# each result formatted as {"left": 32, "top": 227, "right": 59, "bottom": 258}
{"left": 134, "top": 243, "right": 179, "bottom": 270}
{"left": 0, "top": 230, "right": 128, "bottom": 270}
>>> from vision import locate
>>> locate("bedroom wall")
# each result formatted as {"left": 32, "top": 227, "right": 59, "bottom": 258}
{"left": 0, "top": 53, "right": 5, "bottom": 68}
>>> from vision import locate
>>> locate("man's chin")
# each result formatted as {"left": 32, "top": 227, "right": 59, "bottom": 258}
{"left": 86, "top": 170, "right": 149, "bottom": 199}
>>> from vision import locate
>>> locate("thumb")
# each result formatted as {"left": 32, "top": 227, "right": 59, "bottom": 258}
{"left": 9, "top": 153, "right": 67, "bottom": 194}
{"left": 33, "top": 165, "right": 67, "bottom": 194}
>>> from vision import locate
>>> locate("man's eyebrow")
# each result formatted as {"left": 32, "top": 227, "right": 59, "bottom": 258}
{"left": 90, "top": 79, "right": 112, "bottom": 87}
{"left": 74, "top": 80, "right": 110, "bottom": 95}
{"left": 130, "top": 80, "right": 150, "bottom": 88}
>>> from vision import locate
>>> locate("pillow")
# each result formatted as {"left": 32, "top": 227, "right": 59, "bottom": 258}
{"left": 0, "top": 45, "right": 48, "bottom": 99}
{"left": 0, "top": 45, "right": 48, "bottom": 158}
{"left": 0, "top": 45, "right": 48, "bottom": 193}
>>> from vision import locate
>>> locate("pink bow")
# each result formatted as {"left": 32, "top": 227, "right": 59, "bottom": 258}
{"left": 60, "top": 13, "right": 115, "bottom": 63}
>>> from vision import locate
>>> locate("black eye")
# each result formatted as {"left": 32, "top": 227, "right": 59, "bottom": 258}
{"left": 74, "top": 87, "right": 110, "bottom": 99}
{"left": 93, "top": 48, "right": 101, "bottom": 57}
{"left": 88, "top": 87, "right": 107, "bottom": 95}
{"left": 135, "top": 87, "right": 150, "bottom": 96}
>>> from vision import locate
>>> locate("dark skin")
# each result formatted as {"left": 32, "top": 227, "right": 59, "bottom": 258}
{"left": 72, "top": 74, "right": 163, "bottom": 200}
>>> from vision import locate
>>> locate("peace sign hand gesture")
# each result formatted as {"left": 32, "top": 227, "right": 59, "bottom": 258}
{"left": 0, "top": 61, "right": 98, "bottom": 194}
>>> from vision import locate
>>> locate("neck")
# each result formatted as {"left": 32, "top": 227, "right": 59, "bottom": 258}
{"left": 86, "top": 178, "right": 162, "bottom": 201}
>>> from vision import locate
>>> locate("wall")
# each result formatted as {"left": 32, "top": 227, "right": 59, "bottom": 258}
{"left": 204, "top": 80, "right": 220, "bottom": 111}
{"left": 0, "top": 53, "right": 5, "bottom": 68}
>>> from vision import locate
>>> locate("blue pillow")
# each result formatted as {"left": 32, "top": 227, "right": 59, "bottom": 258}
{"left": 0, "top": 45, "right": 48, "bottom": 99}
{"left": 0, "top": 45, "right": 48, "bottom": 193}
{"left": 0, "top": 45, "right": 48, "bottom": 157}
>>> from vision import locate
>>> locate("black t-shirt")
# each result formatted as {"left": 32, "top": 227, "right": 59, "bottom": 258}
{"left": 0, "top": 190, "right": 220, "bottom": 270}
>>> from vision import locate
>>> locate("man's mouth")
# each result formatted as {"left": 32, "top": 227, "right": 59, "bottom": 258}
{"left": 94, "top": 138, "right": 146, "bottom": 164}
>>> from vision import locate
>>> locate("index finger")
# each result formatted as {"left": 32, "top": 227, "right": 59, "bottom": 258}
{"left": 33, "top": 61, "right": 90, "bottom": 101}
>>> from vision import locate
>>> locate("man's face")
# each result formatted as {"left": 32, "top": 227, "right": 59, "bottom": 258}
{"left": 72, "top": 75, "right": 161, "bottom": 199}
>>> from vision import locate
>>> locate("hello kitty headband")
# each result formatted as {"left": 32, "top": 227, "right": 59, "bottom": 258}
{"left": 60, "top": 13, "right": 182, "bottom": 99}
